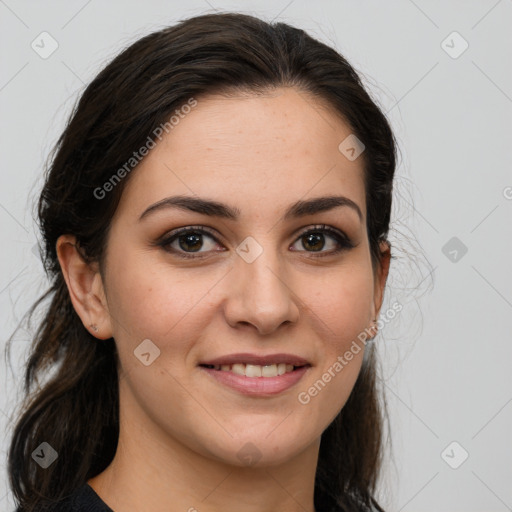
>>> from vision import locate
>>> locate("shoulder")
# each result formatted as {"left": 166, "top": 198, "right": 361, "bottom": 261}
{"left": 15, "top": 484, "right": 113, "bottom": 512}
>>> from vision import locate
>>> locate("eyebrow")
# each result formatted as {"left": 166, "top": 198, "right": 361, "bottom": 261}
{"left": 138, "top": 194, "right": 363, "bottom": 223}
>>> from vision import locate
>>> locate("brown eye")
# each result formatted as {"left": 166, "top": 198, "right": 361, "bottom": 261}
{"left": 158, "top": 227, "right": 224, "bottom": 259}
{"left": 176, "top": 232, "right": 203, "bottom": 252}
{"left": 301, "top": 232, "right": 325, "bottom": 251}
{"left": 290, "top": 225, "right": 354, "bottom": 257}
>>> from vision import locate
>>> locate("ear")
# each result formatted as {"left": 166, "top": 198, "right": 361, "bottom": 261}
{"left": 56, "top": 234, "right": 113, "bottom": 340}
{"left": 372, "top": 239, "right": 391, "bottom": 321}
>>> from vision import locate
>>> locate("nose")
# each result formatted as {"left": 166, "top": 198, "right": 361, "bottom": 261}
{"left": 222, "top": 245, "right": 300, "bottom": 336}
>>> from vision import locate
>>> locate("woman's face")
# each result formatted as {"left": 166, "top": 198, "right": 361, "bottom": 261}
{"left": 98, "top": 87, "right": 388, "bottom": 467}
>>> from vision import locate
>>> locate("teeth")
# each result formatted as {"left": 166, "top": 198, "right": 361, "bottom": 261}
{"left": 245, "top": 364, "right": 262, "bottom": 377}
{"left": 231, "top": 363, "right": 245, "bottom": 376}
{"left": 206, "top": 363, "right": 298, "bottom": 378}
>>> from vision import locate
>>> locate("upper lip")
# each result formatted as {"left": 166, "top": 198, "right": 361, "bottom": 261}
{"left": 199, "top": 353, "right": 311, "bottom": 367}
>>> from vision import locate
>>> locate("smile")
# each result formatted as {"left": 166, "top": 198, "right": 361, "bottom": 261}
{"left": 199, "top": 363, "right": 311, "bottom": 396}
{"left": 199, "top": 363, "right": 303, "bottom": 378}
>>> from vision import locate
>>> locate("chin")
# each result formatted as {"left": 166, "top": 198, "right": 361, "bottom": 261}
{"left": 201, "top": 430, "right": 314, "bottom": 469}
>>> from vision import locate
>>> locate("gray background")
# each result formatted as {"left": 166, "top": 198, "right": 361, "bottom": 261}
{"left": 1, "top": 1, "right": 511, "bottom": 511}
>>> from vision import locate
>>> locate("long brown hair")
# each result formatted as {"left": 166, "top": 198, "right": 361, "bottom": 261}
{"left": 6, "top": 12, "right": 397, "bottom": 512}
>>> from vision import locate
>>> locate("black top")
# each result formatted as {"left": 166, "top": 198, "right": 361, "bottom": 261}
{"left": 18, "top": 483, "right": 370, "bottom": 511}
{"left": 55, "top": 484, "right": 113, "bottom": 511}
{"left": 16, "top": 484, "right": 113, "bottom": 511}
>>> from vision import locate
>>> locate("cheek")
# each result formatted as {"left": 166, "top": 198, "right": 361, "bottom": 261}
{"left": 107, "top": 253, "right": 214, "bottom": 337}
{"left": 300, "top": 265, "right": 372, "bottom": 403}
{"left": 306, "top": 264, "right": 374, "bottom": 347}
{"left": 105, "top": 252, "right": 226, "bottom": 381}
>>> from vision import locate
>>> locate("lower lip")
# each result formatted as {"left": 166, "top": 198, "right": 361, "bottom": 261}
{"left": 199, "top": 366, "right": 310, "bottom": 396}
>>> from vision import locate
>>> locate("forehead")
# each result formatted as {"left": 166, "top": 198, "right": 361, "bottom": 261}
{"left": 114, "top": 87, "right": 367, "bottom": 223}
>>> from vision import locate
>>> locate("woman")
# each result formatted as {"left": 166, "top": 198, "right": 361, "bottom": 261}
{"left": 7, "top": 11, "right": 397, "bottom": 512}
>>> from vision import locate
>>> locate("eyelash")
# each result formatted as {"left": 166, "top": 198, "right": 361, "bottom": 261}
{"left": 155, "top": 224, "right": 355, "bottom": 260}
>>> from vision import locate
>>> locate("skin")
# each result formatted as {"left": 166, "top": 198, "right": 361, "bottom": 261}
{"left": 57, "top": 87, "right": 390, "bottom": 512}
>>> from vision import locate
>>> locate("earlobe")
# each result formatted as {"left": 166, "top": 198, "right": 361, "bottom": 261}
{"left": 56, "top": 234, "right": 113, "bottom": 340}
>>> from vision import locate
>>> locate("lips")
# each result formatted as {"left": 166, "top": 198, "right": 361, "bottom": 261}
{"left": 198, "top": 352, "right": 311, "bottom": 367}
{"left": 201, "top": 362, "right": 297, "bottom": 378}
{"left": 199, "top": 363, "right": 310, "bottom": 395}
{"left": 198, "top": 352, "right": 312, "bottom": 394}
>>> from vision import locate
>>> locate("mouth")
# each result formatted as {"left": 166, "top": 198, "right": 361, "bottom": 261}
{"left": 197, "top": 353, "right": 312, "bottom": 396}
{"left": 199, "top": 362, "right": 310, "bottom": 378}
